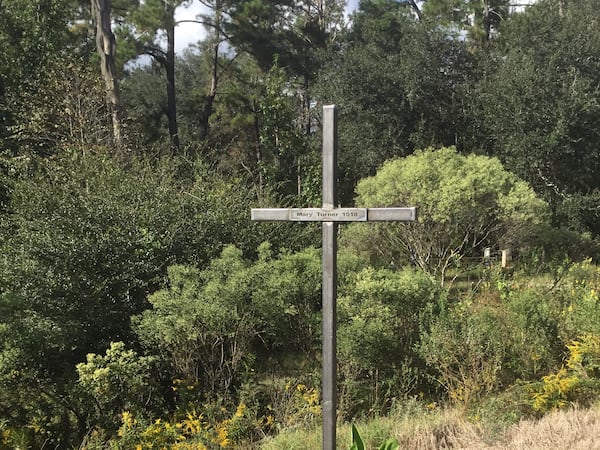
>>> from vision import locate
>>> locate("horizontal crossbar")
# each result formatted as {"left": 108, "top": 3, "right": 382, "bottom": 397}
{"left": 251, "top": 207, "right": 417, "bottom": 222}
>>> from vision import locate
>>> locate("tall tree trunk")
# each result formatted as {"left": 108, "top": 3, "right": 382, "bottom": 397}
{"left": 199, "top": 3, "right": 221, "bottom": 141}
{"left": 482, "top": 1, "right": 491, "bottom": 41}
{"left": 199, "top": 40, "right": 218, "bottom": 140}
{"left": 91, "top": 0, "right": 123, "bottom": 150}
{"left": 253, "top": 98, "right": 264, "bottom": 201}
{"left": 166, "top": 20, "right": 179, "bottom": 150}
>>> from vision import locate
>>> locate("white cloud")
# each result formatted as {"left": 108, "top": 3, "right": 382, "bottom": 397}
{"left": 175, "top": 0, "right": 209, "bottom": 53}
{"left": 344, "top": 0, "right": 360, "bottom": 18}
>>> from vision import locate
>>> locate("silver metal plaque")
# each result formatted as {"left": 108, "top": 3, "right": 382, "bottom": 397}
{"left": 290, "top": 208, "right": 368, "bottom": 222}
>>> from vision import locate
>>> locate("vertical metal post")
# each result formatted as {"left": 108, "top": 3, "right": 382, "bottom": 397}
{"left": 322, "top": 105, "right": 338, "bottom": 210}
{"left": 250, "top": 104, "right": 417, "bottom": 449}
{"left": 321, "top": 105, "right": 338, "bottom": 450}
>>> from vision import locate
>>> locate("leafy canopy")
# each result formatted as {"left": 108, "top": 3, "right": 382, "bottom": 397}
{"left": 345, "top": 147, "right": 549, "bottom": 282}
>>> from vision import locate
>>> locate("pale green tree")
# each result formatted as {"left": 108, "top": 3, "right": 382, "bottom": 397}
{"left": 76, "top": 342, "right": 160, "bottom": 432}
{"left": 344, "top": 147, "right": 549, "bottom": 284}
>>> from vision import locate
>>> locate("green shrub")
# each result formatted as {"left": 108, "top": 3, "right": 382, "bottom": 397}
{"left": 132, "top": 245, "right": 324, "bottom": 403}
{"left": 419, "top": 294, "right": 511, "bottom": 405}
{"left": 559, "top": 260, "right": 600, "bottom": 341}
{"left": 76, "top": 342, "right": 161, "bottom": 433}
{"left": 338, "top": 266, "right": 445, "bottom": 416}
{"left": 504, "top": 288, "right": 562, "bottom": 379}
{"left": 419, "top": 276, "right": 563, "bottom": 404}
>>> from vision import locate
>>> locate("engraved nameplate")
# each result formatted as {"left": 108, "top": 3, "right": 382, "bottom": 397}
{"left": 290, "top": 208, "right": 368, "bottom": 222}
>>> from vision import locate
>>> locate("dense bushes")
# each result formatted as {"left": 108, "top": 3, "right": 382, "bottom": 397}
{"left": 420, "top": 260, "right": 600, "bottom": 413}
{"left": 337, "top": 267, "right": 445, "bottom": 417}
{"left": 0, "top": 152, "right": 315, "bottom": 447}
{"left": 69, "top": 253, "right": 600, "bottom": 448}
{"left": 61, "top": 246, "right": 445, "bottom": 447}
{"left": 419, "top": 281, "right": 562, "bottom": 405}
{"left": 3, "top": 151, "right": 600, "bottom": 448}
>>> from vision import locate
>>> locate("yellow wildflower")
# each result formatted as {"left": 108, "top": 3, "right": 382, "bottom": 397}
{"left": 215, "top": 419, "right": 230, "bottom": 448}
{"left": 234, "top": 403, "right": 246, "bottom": 418}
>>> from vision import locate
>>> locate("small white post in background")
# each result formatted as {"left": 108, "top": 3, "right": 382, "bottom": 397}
{"left": 501, "top": 249, "right": 512, "bottom": 269}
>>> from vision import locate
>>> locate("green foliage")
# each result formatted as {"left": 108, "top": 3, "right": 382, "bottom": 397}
{"left": 566, "top": 335, "right": 600, "bottom": 379}
{"left": 338, "top": 266, "right": 445, "bottom": 415}
{"left": 558, "top": 259, "right": 600, "bottom": 342}
{"left": 317, "top": 5, "right": 472, "bottom": 202}
{"left": 120, "top": 65, "right": 169, "bottom": 148}
{"left": 250, "top": 244, "right": 324, "bottom": 358}
{"left": 419, "top": 276, "right": 564, "bottom": 405}
{"left": 0, "top": 0, "right": 90, "bottom": 155}
{"left": 2, "top": 154, "right": 251, "bottom": 362}
{"left": 132, "top": 244, "right": 324, "bottom": 400}
{"left": 469, "top": 0, "right": 600, "bottom": 234}
{"left": 339, "top": 267, "right": 438, "bottom": 368}
{"left": 350, "top": 423, "right": 365, "bottom": 450}
{"left": 133, "top": 255, "right": 259, "bottom": 399}
{"left": 419, "top": 294, "right": 511, "bottom": 405}
{"left": 258, "top": 59, "right": 311, "bottom": 198}
{"left": 517, "top": 226, "right": 599, "bottom": 281}
{"left": 504, "top": 288, "right": 562, "bottom": 379}
{"left": 347, "top": 147, "right": 549, "bottom": 283}
{"left": 555, "top": 191, "right": 600, "bottom": 237}
{"left": 76, "top": 342, "right": 160, "bottom": 432}
{"left": 350, "top": 423, "right": 399, "bottom": 450}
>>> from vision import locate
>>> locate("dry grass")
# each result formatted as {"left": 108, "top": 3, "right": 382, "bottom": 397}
{"left": 390, "top": 406, "right": 600, "bottom": 450}
{"left": 260, "top": 404, "right": 600, "bottom": 449}
{"left": 488, "top": 407, "right": 600, "bottom": 450}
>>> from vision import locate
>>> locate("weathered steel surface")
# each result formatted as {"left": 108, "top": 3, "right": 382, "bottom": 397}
{"left": 322, "top": 105, "right": 338, "bottom": 210}
{"left": 250, "top": 208, "right": 290, "bottom": 221}
{"left": 367, "top": 207, "right": 417, "bottom": 222}
{"left": 252, "top": 207, "right": 417, "bottom": 222}
{"left": 321, "top": 105, "right": 337, "bottom": 450}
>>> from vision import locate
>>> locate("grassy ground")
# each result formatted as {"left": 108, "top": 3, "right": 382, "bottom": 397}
{"left": 259, "top": 262, "right": 596, "bottom": 449}
{"left": 259, "top": 401, "right": 600, "bottom": 449}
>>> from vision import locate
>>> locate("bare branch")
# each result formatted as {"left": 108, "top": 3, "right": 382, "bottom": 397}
{"left": 407, "top": 0, "right": 423, "bottom": 20}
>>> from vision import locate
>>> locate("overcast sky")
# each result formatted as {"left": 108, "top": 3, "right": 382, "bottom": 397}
{"left": 174, "top": 0, "right": 361, "bottom": 53}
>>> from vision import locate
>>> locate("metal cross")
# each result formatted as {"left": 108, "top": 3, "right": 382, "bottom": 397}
{"left": 251, "top": 105, "right": 417, "bottom": 450}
